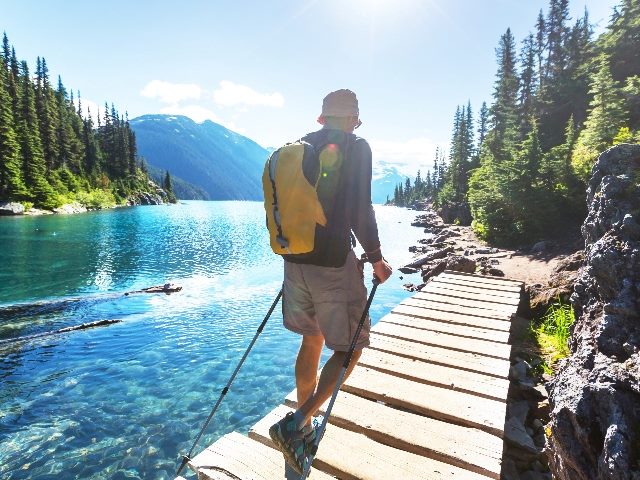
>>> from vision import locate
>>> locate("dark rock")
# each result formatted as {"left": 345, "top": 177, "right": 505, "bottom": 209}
{"left": 403, "top": 246, "right": 455, "bottom": 269}
{"left": 509, "top": 400, "right": 531, "bottom": 425}
{"left": 437, "top": 201, "right": 472, "bottom": 225}
{"left": 0, "top": 202, "right": 24, "bottom": 215}
{"left": 547, "top": 144, "right": 640, "bottom": 480}
{"left": 531, "top": 241, "right": 553, "bottom": 254}
{"left": 399, "top": 266, "right": 419, "bottom": 274}
{"left": 505, "top": 416, "right": 540, "bottom": 455}
{"left": 444, "top": 255, "right": 476, "bottom": 273}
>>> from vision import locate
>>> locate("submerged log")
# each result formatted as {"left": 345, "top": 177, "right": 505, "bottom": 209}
{"left": 0, "top": 319, "right": 122, "bottom": 346}
{"left": 124, "top": 283, "right": 182, "bottom": 296}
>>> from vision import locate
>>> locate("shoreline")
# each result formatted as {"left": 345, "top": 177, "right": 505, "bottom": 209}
{"left": 402, "top": 208, "right": 583, "bottom": 290}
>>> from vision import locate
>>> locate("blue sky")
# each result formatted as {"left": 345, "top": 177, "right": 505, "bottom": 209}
{"left": 3, "top": 0, "right": 619, "bottom": 176}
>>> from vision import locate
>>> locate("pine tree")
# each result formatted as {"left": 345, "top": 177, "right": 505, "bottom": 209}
{"left": 1, "top": 32, "right": 10, "bottom": 63}
{"left": 599, "top": 0, "right": 640, "bottom": 83}
{"left": 518, "top": 34, "right": 538, "bottom": 137}
{"left": 35, "top": 57, "right": 59, "bottom": 170}
{"left": 572, "top": 59, "right": 628, "bottom": 180}
{"left": 18, "top": 61, "right": 56, "bottom": 207}
{"left": 489, "top": 28, "right": 519, "bottom": 156}
{"left": 535, "top": 10, "right": 547, "bottom": 90}
{"left": 477, "top": 101, "right": 489, "bottom": 148}
{"left": 0, "top": 54, "right": 26, "bottom": 199}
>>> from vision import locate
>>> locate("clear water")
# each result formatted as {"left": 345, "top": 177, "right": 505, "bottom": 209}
{"left": 0, "top": 201, "right": 425, "bottom": 479}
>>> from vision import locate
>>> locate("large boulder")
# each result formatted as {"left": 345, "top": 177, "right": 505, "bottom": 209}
{"left": 0, "top": 202, "right": 25, "bottom": 215}
{"left": 547, "top": 144, "right": 640, "bottom": 480}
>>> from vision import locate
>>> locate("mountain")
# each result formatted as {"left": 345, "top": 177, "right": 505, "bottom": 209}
{"left": 372, "top": 162, "right": 407, "bottom": 204}
{"left": 130, "top": 115, "right": 269, "bottom": 200}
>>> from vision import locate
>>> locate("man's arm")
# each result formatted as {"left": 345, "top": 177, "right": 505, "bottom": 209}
{"left": 349, "top": 139, "right": 392, "bottom": 283}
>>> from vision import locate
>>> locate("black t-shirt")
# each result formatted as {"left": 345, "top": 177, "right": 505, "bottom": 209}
{"left": 283, "top": 128, "right": 382, "bottom": 267}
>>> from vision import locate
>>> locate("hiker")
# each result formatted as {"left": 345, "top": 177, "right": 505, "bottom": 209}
{"left": 268, "top": 89, "right": 393, "bottom": 473}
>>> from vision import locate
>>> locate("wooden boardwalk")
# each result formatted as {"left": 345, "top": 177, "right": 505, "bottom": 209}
{"left": 179, "top": 270, "right": 523, "bottom": 480}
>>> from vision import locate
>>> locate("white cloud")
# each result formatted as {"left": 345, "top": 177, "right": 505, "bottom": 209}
{"left": 370, "top": 137, "right": 442, "bottom": 177}
{"left": 141, "top": 80, "right": 202, "bottom": 104}
{"left": 213, "top": 80, "right": 284, "bottom": 108}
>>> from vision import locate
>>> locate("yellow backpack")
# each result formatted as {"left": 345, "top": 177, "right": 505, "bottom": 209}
{"left": 262, "top": 141, "right": 344, "bottom": 255}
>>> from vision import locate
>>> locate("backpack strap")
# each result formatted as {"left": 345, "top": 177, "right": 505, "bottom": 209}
{"left": 266, "top": 149, "right": 290, "bottom": 252}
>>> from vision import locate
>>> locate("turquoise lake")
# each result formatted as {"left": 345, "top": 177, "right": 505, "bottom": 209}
{"left": 0, "top": 201, "right": 426, "bottom": 479}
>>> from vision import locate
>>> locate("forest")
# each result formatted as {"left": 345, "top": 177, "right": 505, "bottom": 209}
{"left": 0, "top": 33, "right": 175, "bottom": 210}
{"left": 391, "top": 0, "right": 640, "bottom": 245}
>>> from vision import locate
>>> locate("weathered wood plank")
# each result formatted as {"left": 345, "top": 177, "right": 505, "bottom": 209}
{"left": 189, "top": 432, "right": 334, "bottom": 480}
{"left": 381, "top": 312, "right": 511, "bottom": 344}
{"left": 373, "top": 321, "right": 512, "bottom": 360}
{"left": 357, "top": 347, "right": 510, "bottom": 401}
{"left": 428, "top": 277, "right": 523, "bottom": 295}
{"left": 414, "top": 292, "right": 516, "bottom": 315}
{"left": 401, "top": 296, "right": 512, "bottom": 320}
{"left": 284, "top": 390, "right": 503, "bottom": 479}
{"left": 427, "top": 278, "right": 523, "bottom": 299}
{"left": 343, "top": 367, "right": 508, "bottom": 437}
{"left": 441, "top": 271, "right": 523, "bottom": 288}
{"left": 369, "top": 333, "right": 511, "bottom": 378}
{"left": 395, "top": 302, "right": 511, "bottom": 332}
{"left": 420, "top": 283, "right": 521, "bottom": 306}
{"left": 250, "top": 405, "right": 493, "bottom": 480}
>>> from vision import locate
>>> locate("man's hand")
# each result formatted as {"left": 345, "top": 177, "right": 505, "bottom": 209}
{"left": 372, "top": 258, "right": 392, "bottom": 284}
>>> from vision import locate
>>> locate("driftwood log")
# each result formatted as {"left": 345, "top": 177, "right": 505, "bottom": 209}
{"left": 0, "top": 319, "right": 122, "bottom": 346}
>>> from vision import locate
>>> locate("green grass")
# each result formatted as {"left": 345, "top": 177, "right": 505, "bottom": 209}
{"left": 530, "top": 299, "right": 575, "bottom": 374}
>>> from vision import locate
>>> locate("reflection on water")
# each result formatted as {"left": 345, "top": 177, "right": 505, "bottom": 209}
{"left": 0, "top": 201, "right": 425, "bottom": 479}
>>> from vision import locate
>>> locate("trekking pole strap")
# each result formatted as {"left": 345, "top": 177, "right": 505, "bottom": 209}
{"left": 176, "top": 288, "right": 283, "bottom": 476}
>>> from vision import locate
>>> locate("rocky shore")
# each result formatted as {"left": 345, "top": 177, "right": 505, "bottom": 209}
{"left": 0, "top": 181, "right": 173, "bottom": 217}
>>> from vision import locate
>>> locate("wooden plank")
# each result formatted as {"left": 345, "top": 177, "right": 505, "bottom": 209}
{"left": 189, "top": 432, "right": 334, "bottom": 480}
{"left": 401, "top": 296, "right": 512, "bottom": 320}
{"left": 428, "top": 278, "right": 523, "bottom": 299}
{"left": 381, "top": 312, "right": 511, "bottom": 344}
{"left": 369, "top": 333, "right": 511, "bottom": 379}
{"left": 284, "top": 390, "right": 503, "bottom": 479}
{"left": 414, "top": 292, "right": 516, "bottom": 315}
{"left": 441, "top": 271, "right": 523, "bottom": 288}
{"left": 250, "top": 404, "right": 492, "bottom": 480}
{"left": 395, "top": 302, "right": 511, "bottom": 332}
{"left": 358, "top": 347, "right": 510, "bottom": 401}
{"left": 420, "top": 283, "right": 521, "bottom": 306}
{"left": 428, "top": 276, "right": 523, "bottom": 294}
{"left": 343, "top": 367, "right": 507, "bottom": 437}
{"left": 373, "top": 321, "right": 512, "bottom": 360}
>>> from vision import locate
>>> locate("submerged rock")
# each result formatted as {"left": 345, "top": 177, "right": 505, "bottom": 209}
{"left": 547, "top": 144, "right": 640, "bottom": 480}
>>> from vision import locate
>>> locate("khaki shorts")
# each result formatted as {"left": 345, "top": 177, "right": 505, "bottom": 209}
{"left": 282, "top": 250, "right": 370, "bottom": 351}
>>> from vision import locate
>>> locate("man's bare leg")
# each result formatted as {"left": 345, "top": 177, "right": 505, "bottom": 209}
{"left": 295, "top": 349, "right": 362, "bottom": 426}
{"left": 295, "top": 335, "right": 324, "bottom": 426}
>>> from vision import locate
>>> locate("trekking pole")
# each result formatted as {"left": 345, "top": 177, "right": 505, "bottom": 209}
{"left": 299, "top": 276, "right": 380, "bottom": 480}
{"left": 176, "top": 288, "right": 283, "bottom": 476}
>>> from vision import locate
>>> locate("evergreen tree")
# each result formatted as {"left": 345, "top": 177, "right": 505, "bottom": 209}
{"left": 35, "top": 57, "right": 59, "bottom": 171}
{"left": 0, "top": 54, "right": 26, "bottom": 199}
{"left": 518, "top": 34, "right": 538, "bottom": 137}
{"left": 599, "top": 0, "right": 640, "bottom": 83}
{"left": 477, "top": 101, "right": 489, "bottom": 148}
{"left": 18, "top": 61, "right": 56, "bottom": 207}
{"left": 489, "top": 28, "right": 519, "bottom": 156}
{"left": 1, "top": 32, "right": 10, "bottom": 63}
{"left": 572, "top": 59, "right": 628, "bottom": 180}
{"left": 535, "top": 10, "right": 547, "bottom": 90}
